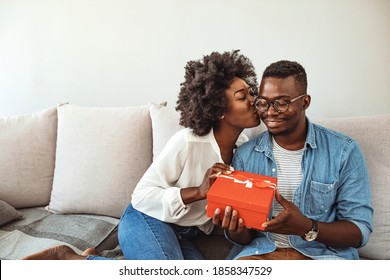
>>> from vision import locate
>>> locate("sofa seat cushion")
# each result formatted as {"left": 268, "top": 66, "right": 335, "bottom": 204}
{"left": 0, "top": 207, "right": 119, "bottom": 260}
{"left": 47, "top": 104, "right": 152, "bottom": 218}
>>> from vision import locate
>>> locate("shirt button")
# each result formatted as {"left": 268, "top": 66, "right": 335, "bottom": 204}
{"left": 272, "top": 168, "right": 276, "bottom": 172}
{"left": 255, "top": 250, "right": 259, "bottom": 254}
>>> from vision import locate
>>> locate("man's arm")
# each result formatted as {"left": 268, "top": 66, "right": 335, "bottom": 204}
{"left": 262, "top": 191, "right": 363, "bottom": 248}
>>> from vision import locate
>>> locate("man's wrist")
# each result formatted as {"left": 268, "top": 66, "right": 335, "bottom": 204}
{"left": 302, "top": 218, "right": 319, "bottom": 242}
{"left": 298, "top": 216, "right": 312, "bottom": 238}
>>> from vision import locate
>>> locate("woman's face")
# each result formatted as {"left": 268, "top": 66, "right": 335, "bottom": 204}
{"left": 223, "top": 77, "right": 260, "bottom": 129}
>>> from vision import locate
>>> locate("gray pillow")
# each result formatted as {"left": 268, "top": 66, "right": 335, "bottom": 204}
{"left": 0, "top": 200, "right": 23, "bottom": 226}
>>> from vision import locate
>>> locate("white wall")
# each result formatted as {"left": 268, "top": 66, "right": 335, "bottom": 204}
{"left": 0, "top": 0, "right": 389, "bottom": 118}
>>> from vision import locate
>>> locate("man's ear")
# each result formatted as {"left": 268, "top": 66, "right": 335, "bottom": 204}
{"left": 303, "top": 95, "right": 311, "bottom": 110}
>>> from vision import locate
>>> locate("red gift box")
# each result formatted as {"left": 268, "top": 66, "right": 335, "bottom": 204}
{"left": 206, "top": 170, "right": 277, "bottom": 230}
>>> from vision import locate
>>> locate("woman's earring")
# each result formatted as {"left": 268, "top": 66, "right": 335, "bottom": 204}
{"left": 220, "top": 115, "right": 225, "bottom": 119}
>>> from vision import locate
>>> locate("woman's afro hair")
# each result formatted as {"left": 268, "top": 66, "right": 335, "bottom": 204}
{"left": 176, "top": 50, "right": 257, "bottom": 136}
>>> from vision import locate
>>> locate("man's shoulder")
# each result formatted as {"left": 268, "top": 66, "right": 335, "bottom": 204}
{"left": 312, "top": 122, "right": 355, "bottom": 144}
{"left": 310, "top": 122, "right": 360, "bottom": 155}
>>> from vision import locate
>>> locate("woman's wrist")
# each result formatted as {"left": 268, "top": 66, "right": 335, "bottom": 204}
{"left": 180, "top": 187, "right": 204, "bottom": 204}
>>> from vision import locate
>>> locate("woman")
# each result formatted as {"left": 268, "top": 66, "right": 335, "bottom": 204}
{"left": 22, "top": 50, "right": 259, "bottom": 260}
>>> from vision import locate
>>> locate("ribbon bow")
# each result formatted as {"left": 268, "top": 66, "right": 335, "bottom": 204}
{"left": 219, "top": 173, "right": 276, "bottom": 189}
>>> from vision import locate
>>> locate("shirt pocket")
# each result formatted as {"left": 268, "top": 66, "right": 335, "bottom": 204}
{"left": 306, "top": 180, "right": 337, "bottom": 216}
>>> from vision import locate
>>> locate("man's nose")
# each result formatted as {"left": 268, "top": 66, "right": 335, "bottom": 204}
{"left": 263, "top": 103, "right": 279, "bottom": 116}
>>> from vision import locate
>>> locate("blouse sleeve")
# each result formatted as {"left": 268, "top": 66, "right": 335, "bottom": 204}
{"left": 131, "top": 129, "right": 192, "bottom": 223}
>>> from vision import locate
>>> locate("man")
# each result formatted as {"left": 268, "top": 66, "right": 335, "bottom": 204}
{"left": 214, "top": 60, "right": 373, "bottom": 260}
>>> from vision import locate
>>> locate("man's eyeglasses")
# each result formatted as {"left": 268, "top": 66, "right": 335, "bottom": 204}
{"left": 254, "top": 93, "right": 307, "bottom": 113}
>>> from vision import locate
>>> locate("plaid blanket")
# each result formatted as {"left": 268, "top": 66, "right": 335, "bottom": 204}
{"left": 0, "top": 207, "right": 120, "bottom": 260}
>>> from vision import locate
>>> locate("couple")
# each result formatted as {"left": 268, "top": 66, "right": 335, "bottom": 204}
{"left": 23, "top": 50, "right": 373, "bottom": 260}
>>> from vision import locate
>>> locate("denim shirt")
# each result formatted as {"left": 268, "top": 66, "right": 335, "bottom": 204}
{"left": 228, "top": 118, "right": 373, "bottom": 260}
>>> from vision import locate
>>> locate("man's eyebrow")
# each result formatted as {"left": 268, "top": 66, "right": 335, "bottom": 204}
{"left": 259, "top": 94, "right": 290, "bottom": 99}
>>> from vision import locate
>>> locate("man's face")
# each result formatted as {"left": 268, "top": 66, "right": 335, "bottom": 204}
{"left": 258, "top": 76, "right": 309, "bottom": 137}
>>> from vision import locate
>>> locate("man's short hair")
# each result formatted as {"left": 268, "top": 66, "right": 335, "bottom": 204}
{"left": 262, "top": 60, "right": 307, "bottom": 94}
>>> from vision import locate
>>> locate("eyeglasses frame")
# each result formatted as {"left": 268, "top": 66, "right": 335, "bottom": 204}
{"left": 254, "top": 93, "right": 307, "bottom": 113}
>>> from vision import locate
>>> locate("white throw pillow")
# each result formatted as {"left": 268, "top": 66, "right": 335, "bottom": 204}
{"left": 48, "top": 104, "right": 152, "bottom": 218}
{"left": 0, "top": 107, "right": 57, "bottom": 208}
{"left": 149, "top": 103, "right": 183, "bottom": 160}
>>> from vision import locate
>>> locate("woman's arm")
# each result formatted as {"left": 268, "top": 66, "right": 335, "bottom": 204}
{"left": 131, "top": 130, "right": 191, "bottom": 222}
{"left": 131, "top": 130, "right": 233, "bottom": 223}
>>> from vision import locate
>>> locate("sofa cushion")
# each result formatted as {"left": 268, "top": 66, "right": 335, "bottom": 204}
{"left": 315, "top": 114, "right": 390, "bottom": 260}
{"left": 47, "top": 104, "right": 152, "bottom": 218}
{"left": 149, "top": 103, "right": 183, "bottom": 160}
{"left": 0, "top": 107, "right": 57, "bottom": 208}
{"left": 0, "top": 200, "right": 23, "bottom": 226}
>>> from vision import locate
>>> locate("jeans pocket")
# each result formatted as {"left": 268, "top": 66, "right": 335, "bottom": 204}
{"left": 172, "top": 225, "right": 199, "bottom": 240}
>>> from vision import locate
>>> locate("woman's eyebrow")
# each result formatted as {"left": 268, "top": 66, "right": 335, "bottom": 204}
{"left": 233, "top": 88, "right": 247, "bottom": 94}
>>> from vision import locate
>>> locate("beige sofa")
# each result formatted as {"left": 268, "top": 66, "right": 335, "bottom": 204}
{"left": 0, "top": 103, "right": 389, "bottom": 260}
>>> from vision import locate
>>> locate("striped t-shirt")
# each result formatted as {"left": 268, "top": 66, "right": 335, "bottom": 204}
{"left": 270, "top": 137, "right": 304, "bottom": 248}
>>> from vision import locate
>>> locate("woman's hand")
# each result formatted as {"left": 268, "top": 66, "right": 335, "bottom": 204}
{"left": 212, "top": 206, "right": 255, "bottom": 245}
{"left": 198, "top": 163, "right": 234, "bottom": 200}
{"left": 180, "top": 163, "right": 233, "bottom": 204}
{"left": 212, "top": 206, "right": 245, "bottom": 233}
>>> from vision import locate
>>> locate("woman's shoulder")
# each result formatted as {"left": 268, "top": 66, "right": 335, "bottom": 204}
{"left": 166, "top": 127, "right": 190, "bottom": 139}
{"left": 235, "top": 132, "right": 249, "bottom": 147}
{"left": 165, "top": 127, "right": 209, "bottom": 148}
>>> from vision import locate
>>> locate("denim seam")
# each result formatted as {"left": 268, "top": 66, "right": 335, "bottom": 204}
{"left": 141, "top": 214, "right": 171, "bottom": 260}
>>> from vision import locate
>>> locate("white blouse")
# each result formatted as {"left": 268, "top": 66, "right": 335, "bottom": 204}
{"left": 131, "top": 128, "right": 247, "bottom": 234}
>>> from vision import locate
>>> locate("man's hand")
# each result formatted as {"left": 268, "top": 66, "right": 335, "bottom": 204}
{"left": 261, "top": 190, "right": 311, "bottom": 237}
{"left": 261, "top": 190, "right": 363, "bottom": 248}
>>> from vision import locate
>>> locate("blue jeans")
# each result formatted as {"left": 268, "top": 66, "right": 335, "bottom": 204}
{"left": 88, "top": 204, "right": 204, "bottom": 260}
{"left": 119, "top": 204, "right": 204, "bottom": 260}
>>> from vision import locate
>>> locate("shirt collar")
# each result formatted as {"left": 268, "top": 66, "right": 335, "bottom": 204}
{"left": 305, "top": 117, "right": 317, "bottom": 149}
{"left": 209, "top": 127, "right": 224, "bottom": 163}
{"left": 254, "top": 117, "right": 317, "bottom": 152}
